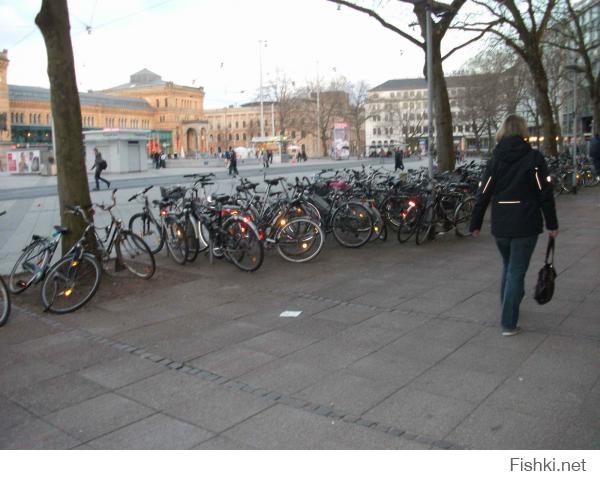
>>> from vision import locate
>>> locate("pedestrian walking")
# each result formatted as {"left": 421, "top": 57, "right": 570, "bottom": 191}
{"left": 228, "top": 147, "right": 239, "bottom": 176}
{"left": 394, "top": 148, "right": 404, "bottom": 171}
{"left": 90, "top": 147, "right": 110, "bottom": 191}
{"left": 590, "top": 132, "right": 600, "bottom": 180}
{"left": 267, "top": 150, "right": 273, "bottom": 165}
{"left": 470, "top": 114, "right": 558, "bottom": 336}
{"left": 260, "top": 149, "right": 268, "bottom": 169}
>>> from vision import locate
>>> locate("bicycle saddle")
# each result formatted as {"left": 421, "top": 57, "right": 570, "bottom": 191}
{"left": 213, "top": 194, "right": 230, "bottom": 203}
{"left": 264, "top": 178, "right": 281, "bottom": 186}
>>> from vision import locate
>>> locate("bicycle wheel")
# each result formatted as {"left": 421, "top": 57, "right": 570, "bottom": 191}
{"left": 41, "top": 253, "right": 101, "bottom": 314}
{"left": 8, "top": 239, "right": 49, "bottom": 294}
{"left": 0, "top": 277, "right": 10, "bottom": 327}
{"left": 184, "top": 216, "right": 200, "bottom": 263}
{"left": 197, "top": 220, "right": 210, "bottom": 253}
{"left": 221, "top": 217, "right": 264, "bottom": 272}
{"left": 397, "top": 207, "right": 419, "bottom": 243}
{"left": 116, "top": 230, "right": 156, "bottom": 279}
{"left": 331, "top": 202, "right": 373, "bottom": 248}
{"left": 367, "top": 206, "right": 385, "bottom": 242}
{"left": 381, "top": 196, "right": 408, "bottom": 230}
{"left": 291, "top": 201, "right": 321, "bottom": 224}
{"left": 129, "top": 212, "right": 163, "bottom": 255}
{"left": 454, "top": 197, "right": 475, "bottom": 237}
{"left": 415, "top": 205, "right": 434, "bottom": 245}
{"left": 276, "top": 218, "right": 325, "bottom": 263}
{"left": 164, "top": 218, "right": 188, "bottom": 265}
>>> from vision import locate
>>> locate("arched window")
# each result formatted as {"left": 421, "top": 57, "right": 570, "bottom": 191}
{"left": 236, "top": 133, "right": 239, "bottom": 140}
{"left": 164, "top": 98, "right": 168, "bottom": 107}
{"left": 242, "top": 133, "right": 246, "bottom": 140}
{"left": 156, "top": 99, "right": 159, "bottom": 108}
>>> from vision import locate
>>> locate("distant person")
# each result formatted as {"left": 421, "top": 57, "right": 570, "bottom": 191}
{"left": 267, "top": 149, "right": 273, "bottom": 165}
{"left": 590, "top": 132, "right": 600, "bottom": 180}
{"left": 90, "top": 147, "right": 110, "bottom": 191}
{"left": 228, "top": 147, "right": 238, "bottom": 176}
{"left": 160, "top": 152, "right": 167, "bottom": 168}
{"left": 301, "top": 145, "right": 307, "bottom": 162}
{"left": 260, "top": 149, "right": 268, "bottom": 169}
{"left": 470, "top": 114, "right": 558, "bottom": 337}
{"left": 394, "top": 148, "right": 404, "bottom": 171}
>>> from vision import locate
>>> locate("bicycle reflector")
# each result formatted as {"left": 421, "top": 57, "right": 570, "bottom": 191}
{"left": 408, "top": 200, "right": 416, "bottom": 208}
{"left": 160, "top": 208, "right": 168, "bottom": 217}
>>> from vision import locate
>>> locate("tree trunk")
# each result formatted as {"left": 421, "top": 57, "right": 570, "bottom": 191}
{"left": 430, "top": 37, "right": 455, "bottom": 172}
{"left": 592, "top": 90, "right": 600, "bottom": 136}
{"left": 35, "top": 0, "right": 92, "bottom": 252}
{"left": 523, "top": 51, "right": 558, "bottom": 156}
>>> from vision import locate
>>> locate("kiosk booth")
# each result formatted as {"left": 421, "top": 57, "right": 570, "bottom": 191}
{"left": 84, "top": 129, "right": 150, "bottom": 173}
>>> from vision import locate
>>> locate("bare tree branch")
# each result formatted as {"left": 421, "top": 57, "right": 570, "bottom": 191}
{"left": 326, "top": 0, "right": 424, "bottom": 49}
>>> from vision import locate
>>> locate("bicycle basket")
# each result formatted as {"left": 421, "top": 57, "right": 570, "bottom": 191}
{"left": 160, "top": 185, "right": 186, "bottom": 201}
{"left": 309, "top": 193, "right": 330, "bottom": 212}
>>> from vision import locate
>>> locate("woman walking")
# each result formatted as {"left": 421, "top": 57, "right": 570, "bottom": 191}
{"left": 90, "top": 147, "right": 110, "bottom": 191}
{"left": 469, "top": 114, "right": 558, "bottom": 336}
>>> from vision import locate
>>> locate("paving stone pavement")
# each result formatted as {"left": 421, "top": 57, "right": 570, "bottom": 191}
{"left": 1, "top": 188, "right": 599, "bottom": 450}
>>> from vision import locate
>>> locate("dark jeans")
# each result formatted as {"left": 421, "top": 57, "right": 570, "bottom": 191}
{"left": 94, "top": 169, "right": 110, "bottom": 190}
{"left": 495, "top": 235, "right": 538, "bottom": 330}
{"left": 228, "top": 160, "right": 238, "bottom": 176}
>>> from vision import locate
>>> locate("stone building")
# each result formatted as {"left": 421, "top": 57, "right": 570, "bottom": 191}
{"left": 0, "top": 48, "right": 347, "bottom": 161}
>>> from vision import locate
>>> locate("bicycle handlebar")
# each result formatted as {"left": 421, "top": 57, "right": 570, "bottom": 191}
{"left": 183, "top": 172, "right": 215, "bottom": 179}
{"left": 128, "top": 185, "right": 154, "bottom": 202}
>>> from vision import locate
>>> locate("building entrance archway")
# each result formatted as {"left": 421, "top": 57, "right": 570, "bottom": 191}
{"left": 186, "top": 128, "right": 198, "bottom": 153}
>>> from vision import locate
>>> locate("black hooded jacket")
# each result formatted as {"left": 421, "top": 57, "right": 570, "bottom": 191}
{"left": 469, "top": 136, "right": 558, "bottom": 237}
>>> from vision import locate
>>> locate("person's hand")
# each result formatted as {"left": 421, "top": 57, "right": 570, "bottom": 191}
{"left": 549, "top": 229, "right": 559, "bottom": 238}
{"left": 471, "top": 229, "right": 480, "bottom": 238}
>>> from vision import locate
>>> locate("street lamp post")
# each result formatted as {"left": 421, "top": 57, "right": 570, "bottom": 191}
{"left": 426, "top": 9, "right": 434, "bottom": 179}
{"left": 316, "top": 61, "right": 321, "bottom": 158}
{"left": 259, "top": 40, "right": 267, "bottom": 138}
{"left": 565, "top": 63, "right": 585, "bottom": 193}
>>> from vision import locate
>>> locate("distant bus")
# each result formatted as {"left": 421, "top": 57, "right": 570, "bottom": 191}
{"left": 331, "top": 122, "right": 350, "bottom": 160}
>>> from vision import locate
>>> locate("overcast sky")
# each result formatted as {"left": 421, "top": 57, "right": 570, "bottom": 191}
{"left": 0, "top": 0, "right": 484, "bottom": 108}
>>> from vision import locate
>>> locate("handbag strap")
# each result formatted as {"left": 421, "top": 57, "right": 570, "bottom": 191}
{"left": 545, "top": 237, "right": 555, "bottom": 265}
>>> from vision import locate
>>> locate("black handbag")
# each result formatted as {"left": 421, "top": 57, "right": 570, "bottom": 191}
{"left": 534, "top": 237, "right": 556, "bottom": 305}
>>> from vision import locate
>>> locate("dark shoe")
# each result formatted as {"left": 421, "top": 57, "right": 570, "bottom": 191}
{"left": 107, "top": 182, "right": 111, "bottom": 189}
{"left": 502, "top": 327, "right": 522, "bottom": 337}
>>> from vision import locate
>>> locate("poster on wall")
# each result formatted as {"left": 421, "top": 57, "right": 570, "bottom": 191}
{"left": 4, "top": 150, "right": 41, "bottom": 173}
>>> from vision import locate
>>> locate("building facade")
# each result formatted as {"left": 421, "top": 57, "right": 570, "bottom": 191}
{"left": 366, "top": 77, "right": 476, "bottom": 155}
{"left": 0, "top": 50, "right": 324, "bottom": 160}
{"left": 559, "top": 0, "right": 600, "bottom": 138}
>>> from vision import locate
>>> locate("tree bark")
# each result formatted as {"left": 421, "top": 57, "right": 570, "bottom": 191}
{"left": 430, "top": 36, "right": 455, "bottom": 171}
{"left": 35, "top": 0, "right": 92, "bottom": 251}
{"left": 528, "top": 54, "right": 558, "bottom": 156}
{"left": 590, "top": 78, "right": 600, "bottom": 135}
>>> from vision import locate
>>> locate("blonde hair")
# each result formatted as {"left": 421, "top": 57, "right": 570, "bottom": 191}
{"left": 495, "top": 114, "right": 529, "bottom": 143}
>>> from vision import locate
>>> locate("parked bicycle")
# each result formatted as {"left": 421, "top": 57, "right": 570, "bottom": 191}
{"left": 0, "top": 211, "right": 11, "bottom": 326}
{"left": 92, "top": 189, "right": 156, "bottom": 278}
{"left": 127, "top": 185, "right": 188, "bottom": 265}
